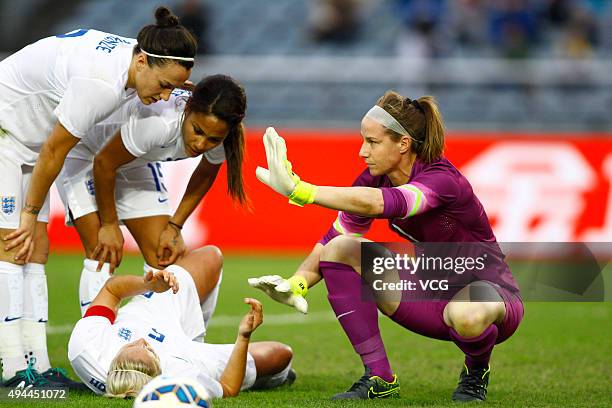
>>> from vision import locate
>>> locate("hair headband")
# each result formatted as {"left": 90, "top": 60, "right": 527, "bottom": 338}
{"left": 111, "top": 369, "right": 152, "bottom": 376}
{"left": 364, "top": 105, "right": 422, "bottom": 143}
{"left": 141, "top": 49, "right": 194, "bottom": 62}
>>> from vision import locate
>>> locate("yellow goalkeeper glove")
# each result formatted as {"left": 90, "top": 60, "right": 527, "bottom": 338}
{"left": 255, "top": 127, "right": 318, "bottom": 207}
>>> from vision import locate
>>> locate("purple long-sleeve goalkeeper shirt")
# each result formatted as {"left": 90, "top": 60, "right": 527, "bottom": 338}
{"left": 319, "top": 157, "right": 520, "bottom": 294}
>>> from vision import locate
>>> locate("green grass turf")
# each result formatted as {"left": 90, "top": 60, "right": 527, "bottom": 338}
{"left": 4, "top": 253, "right": 610, "bottom": 407}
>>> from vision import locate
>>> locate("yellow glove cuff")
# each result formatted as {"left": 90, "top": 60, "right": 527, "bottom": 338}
{"left": 287, "top": 275, "right": 308, "bottom": 297}
{"left": 288, "top": 181, "right": 318, "bottom": 207}
{"left": 284, "top": 159, "right": 317, "bottom": 207}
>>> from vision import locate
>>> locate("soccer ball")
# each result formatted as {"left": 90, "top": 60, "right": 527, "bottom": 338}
{"left": 134, "top": 375, "right": 212, "bottom": 408}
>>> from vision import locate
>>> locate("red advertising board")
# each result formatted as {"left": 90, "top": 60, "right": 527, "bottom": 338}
{"left": 47, "top": 130, "right": 612, "bottom": 252}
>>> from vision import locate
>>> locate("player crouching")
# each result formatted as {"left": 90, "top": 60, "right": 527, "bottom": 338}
{"left": 68, "top": 247, "right": 295, "bottom": 398}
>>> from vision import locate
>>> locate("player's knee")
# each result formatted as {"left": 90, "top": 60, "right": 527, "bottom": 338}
{"left": 275, "top": 343, "right": 293, "bottom": 367}
{"left": 203, "top": 245, "right": 223, "bottom": 271}
{"left": 30, "top": 231, "right": 50, "bottom": 264}
{"left": 83, "top": 242, "right": 98, "bottom": 259}
{"left": 141, "top": 245, "right": 160, "bottom": 268}
{"left": 320, "top": 235, "right": 361, "bottom": 265}
{"left": 29, "top": 251, "right": 49, "bottom": 265}
{"left": 447, "top": 304, "right": 490, "bottom": 338}
{"left": 262, "top": 342, "right": 293, "bottom": 373}
{"left": 183, "top": 245, "right": 223, "bottom": 289}
{"left": 196, "top": 245, "right": 223, "bottom": 279}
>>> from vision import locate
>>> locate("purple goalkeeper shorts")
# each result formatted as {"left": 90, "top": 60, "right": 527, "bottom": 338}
{"left": 393, "top": 282, "right": 524, "bottom": 343}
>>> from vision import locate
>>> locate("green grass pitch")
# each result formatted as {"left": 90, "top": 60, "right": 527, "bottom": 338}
{"left": 7, "top": 253, "right": 611, "bottom": 407}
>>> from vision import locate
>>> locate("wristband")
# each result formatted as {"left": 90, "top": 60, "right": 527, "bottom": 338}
{"left": 287, "top": 275, "right": 308, "bottom": 297}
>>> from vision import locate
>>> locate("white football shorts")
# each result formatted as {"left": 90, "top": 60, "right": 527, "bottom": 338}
{"left": 56, "top": 157, "right": 171, "bottom": 225}
{"left": 118, "top": 264, "right": 206, "bottom": 341}
{"left": 0, "top": 154, "right": 50, "bottom": 228}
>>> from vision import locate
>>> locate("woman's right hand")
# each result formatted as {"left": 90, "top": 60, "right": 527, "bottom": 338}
{"left": 156, "top": 222, "right": 186, "bottom": 266}
{"left": 4, "top": 210, "right": 38, "bottom": 264}
{"left": 144, "top": 269, "right": 179, "bottom": 294}
{"left": 92, "top": 223, "right": 124, "bottom": 274}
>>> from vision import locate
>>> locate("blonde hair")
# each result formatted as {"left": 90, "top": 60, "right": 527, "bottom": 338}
{"left": 376, "top": 91, "right": 445, "bottom": 163}
{"left": 105, "top": 349, "right": 161, "bottom": 398}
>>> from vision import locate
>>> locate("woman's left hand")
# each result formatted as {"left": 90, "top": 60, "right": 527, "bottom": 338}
{"left": 238, "top": 298, "right": 264, "bottom": 338}
{"left": 157, "top": 222, "right": 186, "bottom": 266}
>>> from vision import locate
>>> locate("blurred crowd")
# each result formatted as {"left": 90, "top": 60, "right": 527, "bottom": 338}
{"left": 306, "top": 0, "right": 610, "bottom": 59}
{"left": 2, "top": 0, "right": 609, "bottom": 60}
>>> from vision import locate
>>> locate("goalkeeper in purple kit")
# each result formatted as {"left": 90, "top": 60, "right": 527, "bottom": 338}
{"left": 249, "top": 92, "right": 523, "bottom": 402}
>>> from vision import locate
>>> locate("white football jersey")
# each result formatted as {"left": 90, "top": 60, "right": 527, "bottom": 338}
{"left": 68, "top": 88, "right": 226, "bottom": 167}
{"left": 0, "top": 29, "right": 137, "bottom": 165}
{"left": 68, "top": 312, "right": 224, "bottom": 398}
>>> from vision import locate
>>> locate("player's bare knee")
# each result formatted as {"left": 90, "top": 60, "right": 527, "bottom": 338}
{"left": 142, "top": 246, "right": 161, "bottom": 268}
{"left": 83, "top": 242, "right": 98, "bottom": 259}
{"left": 29, "top": 230, "right": 49, "bottom": 264}
{"left": 274, "top": 342, "right": 293, "bottom": 367}
{"left": 251, "top": 342, "right": 292, "bottom": 374}
{"left": 378, "top": 301, "right": 398, "bottom": 317}
{"left": 202, "top": 245, "right": 223, "bottom": 271}
{"left": 29, "top": 249, "right": 49, "bottom": 265}
{"left": 194, "top": 245, "right": 223, "bottom": 282}
{"left": 320, "top": 235, "right": 361, "bottom": 266}
{"left": 447, "top": 304, "right": 490, "bottom": 338}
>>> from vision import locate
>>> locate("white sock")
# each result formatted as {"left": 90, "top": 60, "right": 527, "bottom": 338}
{"left": 0, "top": 261, "right": 27, "bottom": 379}
{"left": 201, "top": 269, "right": 222, "bottom": 333}
{"left": 79, "top": 259, "right": 111, "bottom": 317}
{"left": 143, "top": 262, "right": 160, "bottom": 276}
{"left": 22, "top": 263, "right": 51, "bottom": 373}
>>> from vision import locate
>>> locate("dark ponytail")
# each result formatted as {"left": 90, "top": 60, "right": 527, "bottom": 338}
{"left": 376, "top": 91, "right": 445, "bottom": 163}
{"left": 133, "top": 6, "right": 197, "bottom": 69}
{"left": 186, "top": 75, "right": 249, "bottom": 206}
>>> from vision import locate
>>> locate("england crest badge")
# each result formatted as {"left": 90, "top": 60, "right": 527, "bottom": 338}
{"left": 1, "top": 196, "right": 16, "bottom": 215}
{"left": 85, "top": 178, "right": 96, "bottom": 196}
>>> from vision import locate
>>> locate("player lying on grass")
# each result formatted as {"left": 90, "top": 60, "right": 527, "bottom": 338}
{"left": 69, "top": 246, "right": 295, "bottom": 398}
{"left": 0, "top": 6, "right": 195, "bottom": 389}
{"left": 55, "top": 74, "right": 247, "bottom": 316}
{"left": 250, "top": 93, "right": 524, "bottom": 402}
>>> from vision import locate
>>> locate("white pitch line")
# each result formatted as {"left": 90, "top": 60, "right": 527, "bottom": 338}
{"left": 47, "top": 324, "right": 75, "bottom": 335}
{"left": 46, "top": 311, "right": 337, "bottom": 335}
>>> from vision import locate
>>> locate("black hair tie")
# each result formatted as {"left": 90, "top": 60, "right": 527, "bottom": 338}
{"left": 412, "top": 99, "right": 424, "bottom": 113}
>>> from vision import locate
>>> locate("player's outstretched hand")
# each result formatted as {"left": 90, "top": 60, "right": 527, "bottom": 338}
{"left": 92, "top": 223, "right": 124, "bottom": 274}
{"left": 157, "top": 222, "right": 186, "bottom": 266}
{"left": 255, "top": 127, "right": 296, "bottom": 197}
{"left": 248, "top": 275, "right": 309, "bottom": 314}
{"left": 4, "top": 210, "right": 38, "bottom": 264}
{"left": 238, "top": 298, "right": 263, "bottom": 338}
{"left": 144, "top": 269, "right": 179, "bottom": 294}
